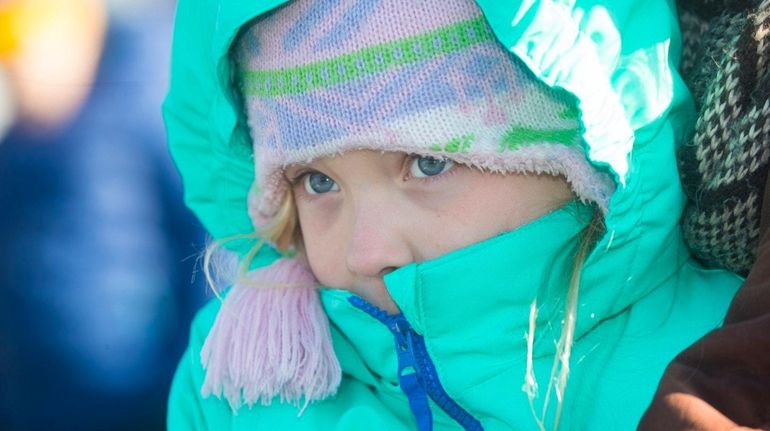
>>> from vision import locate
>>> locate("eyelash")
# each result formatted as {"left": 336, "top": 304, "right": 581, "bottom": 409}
{"left": 403, "top": 154, "right": 458, "bottom": 184}
{"left": 285, "top": 170, "right": 320, "bottom": 204}
{"left": 287, "top": 170, "right": 310, "bottom": 187}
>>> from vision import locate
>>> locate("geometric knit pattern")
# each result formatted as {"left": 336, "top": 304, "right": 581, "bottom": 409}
{"left": 233, "top": 0, "right": 615, "bottom": 227}
{"left": 677, "top": 0, "right": 770, "bottom": 275}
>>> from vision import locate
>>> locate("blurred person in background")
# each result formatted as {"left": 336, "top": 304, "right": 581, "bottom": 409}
{"left": 0, "top": 0, "right": 106, "bottom": 134}
{"left": 0, "top": 0, "right": 208, "bottom": 430}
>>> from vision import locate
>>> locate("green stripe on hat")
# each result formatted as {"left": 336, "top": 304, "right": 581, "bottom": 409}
{"left": 241, "top": 17, "right": 495, "bottom": 97}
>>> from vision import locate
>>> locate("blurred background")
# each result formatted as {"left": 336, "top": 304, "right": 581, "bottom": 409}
{"left": 0, "top": 0, "right": 210, "bottom": 429}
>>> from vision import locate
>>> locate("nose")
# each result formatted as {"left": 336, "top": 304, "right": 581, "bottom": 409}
{"left": 345, "top": 200, "right": 413, "bottom": 280}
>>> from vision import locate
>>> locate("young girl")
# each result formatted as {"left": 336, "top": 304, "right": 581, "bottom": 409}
{"left": 164, "top": 0, "right": 743, "bottom": 429}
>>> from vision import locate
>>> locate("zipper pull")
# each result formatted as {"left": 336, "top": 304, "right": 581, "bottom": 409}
{"left": 392, "top": 317, "right": 433, "bottom": 431}
{"left": 347, "top": 295, "right": 482, "bottom": 430}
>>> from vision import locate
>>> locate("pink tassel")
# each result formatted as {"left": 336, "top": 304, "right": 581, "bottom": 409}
{"left": 200, "top": 258, "right": 341, "bottom": 414}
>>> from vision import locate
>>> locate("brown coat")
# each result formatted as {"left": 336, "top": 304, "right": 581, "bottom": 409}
{"left": 639, "top": 174, "right": 770, "bottom": 430}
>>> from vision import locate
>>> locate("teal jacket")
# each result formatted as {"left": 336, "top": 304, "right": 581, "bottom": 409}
{"left": 164, "top": 1, "right": 743, "bottom": 429}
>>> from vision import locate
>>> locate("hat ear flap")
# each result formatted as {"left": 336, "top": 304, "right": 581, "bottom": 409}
{"left": 200, "top": 257, "right": 341, "bottom": 413}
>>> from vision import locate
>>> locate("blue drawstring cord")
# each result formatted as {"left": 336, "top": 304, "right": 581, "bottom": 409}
{"left": 348, "top": 295, "right": 483, "bottom": 431}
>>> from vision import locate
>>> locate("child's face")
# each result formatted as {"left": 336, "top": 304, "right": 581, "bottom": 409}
{"left": 285, "top": 150, "right": 573, "bottom": 313}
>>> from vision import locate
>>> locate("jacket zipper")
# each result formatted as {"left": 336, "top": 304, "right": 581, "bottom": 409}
{"left": 348, "top": 295, "right": 483, "bottom": 431}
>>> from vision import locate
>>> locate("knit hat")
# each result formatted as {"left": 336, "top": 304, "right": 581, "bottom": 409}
{"left": 201, "top": 0, "right": 616, "bottom": 413}
{"left": 234, "top": 0, "right": 615, "bottom": 227}
{"left": 677, "top": 0, "right": 770, "bottom": 275}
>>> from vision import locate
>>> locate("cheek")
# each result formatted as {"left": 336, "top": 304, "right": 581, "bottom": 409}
{"left": 413, "top": 173, "right": 572, "bottom": 260}
{"left": 465, "top": 174, "right": 573, "bottom": 232}
{"left": 295, "top": 199, "right": 349, "bottom": 288}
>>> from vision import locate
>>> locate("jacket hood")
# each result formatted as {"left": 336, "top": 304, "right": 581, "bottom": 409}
{"left": 165, "top": 1, "right": 745, "bottom": 429}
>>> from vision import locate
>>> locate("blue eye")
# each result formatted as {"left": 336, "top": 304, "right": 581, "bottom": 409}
{"left": 303, "top": 172, "right": 339, "bottom": 195}
{"left": 410, "top": 156, "right": 454, "bottom": 178}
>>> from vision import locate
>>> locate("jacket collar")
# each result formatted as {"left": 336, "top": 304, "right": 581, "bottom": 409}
{"left": 320, "top": 202, "right": 593, "bottom": 387}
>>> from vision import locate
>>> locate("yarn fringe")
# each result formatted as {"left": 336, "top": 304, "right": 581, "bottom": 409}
{"left": 200, "top": 258, "right": 341, "bottom": 415}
